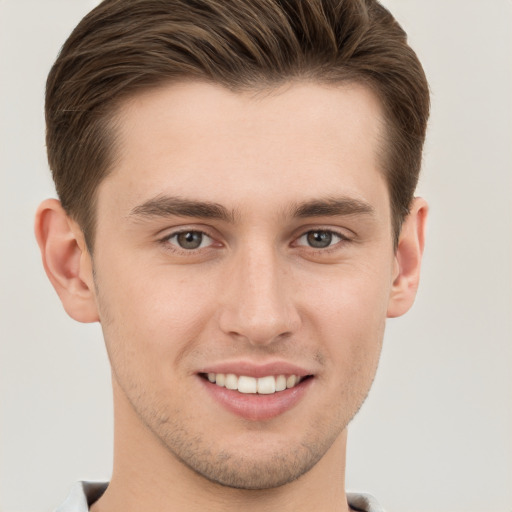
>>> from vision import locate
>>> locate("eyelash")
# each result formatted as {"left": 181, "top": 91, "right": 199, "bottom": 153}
{"left": 159, "top": 229, "right": 217, "bottom": 253}
{"left": 158, "top": 227, "right": 351, "bottom": 255}
{"left": 294, "top": 229, "right": 349, "bottom": 251}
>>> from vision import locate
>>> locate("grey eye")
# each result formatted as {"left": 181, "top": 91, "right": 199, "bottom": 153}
{"left": 307, "top": 231, "right": 333, "bottom": 248}
{"left": 296, "top": 230, "right": 343, "bottom": 249}
{"left": 175, "top": 231, "right": 207, "bottom": 249}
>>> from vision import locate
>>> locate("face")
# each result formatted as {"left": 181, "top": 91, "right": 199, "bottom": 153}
{"left": 91, "top": 81, "right": 396, "bottom": 489}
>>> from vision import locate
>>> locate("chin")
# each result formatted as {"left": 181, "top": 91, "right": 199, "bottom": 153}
{"left": 181, "top": 449, "right": 320, "bottom": 490}
{"left": 160, "top": 424, "right": 341, "bottom": 491}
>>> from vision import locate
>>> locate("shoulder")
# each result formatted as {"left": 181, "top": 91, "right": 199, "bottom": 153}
{"left": 347, "top": 492, "right": 386, "bottom": 512}
{"left": 56, "top": 483, "right": 384, "bottom": 512}
{"left": 55, "top": 481, "right": 108, "bottom": 512}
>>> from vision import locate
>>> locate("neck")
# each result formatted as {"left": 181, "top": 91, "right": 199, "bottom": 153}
{"left": 92, "top": 379, "right": 352, "bottom": 512}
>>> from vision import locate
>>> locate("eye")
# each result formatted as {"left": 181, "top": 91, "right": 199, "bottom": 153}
{"left": 296, "top": 230, "right": 345, "bottom": 249}
{"left": 166, "top": 230, "right": 213, "bottom": 250}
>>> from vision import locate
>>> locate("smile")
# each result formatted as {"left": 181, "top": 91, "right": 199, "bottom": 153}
{"left": 204, "top": 373, "right": 303, "bottom": 394}
{"left": 198, "top": 366, "right": 314, "bottom": 421}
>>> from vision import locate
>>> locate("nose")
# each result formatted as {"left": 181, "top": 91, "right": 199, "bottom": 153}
{"left": 218, "top": 245, "right": 301, "bottom": 346}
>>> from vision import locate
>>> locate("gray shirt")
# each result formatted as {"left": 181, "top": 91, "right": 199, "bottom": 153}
{"left": 55, "top": 481, "right": 385, "bottom": 512}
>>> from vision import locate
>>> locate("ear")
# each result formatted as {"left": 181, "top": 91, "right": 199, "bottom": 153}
{"left": 34, "top": 198, "right": 99, "bottom": 323}
{"left": 387, "top": 197, "right": 428, "bottom": 318}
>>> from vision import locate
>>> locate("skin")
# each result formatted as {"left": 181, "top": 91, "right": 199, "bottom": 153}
{"left": 35, "top": 81, "right": 427, "bottom": 512}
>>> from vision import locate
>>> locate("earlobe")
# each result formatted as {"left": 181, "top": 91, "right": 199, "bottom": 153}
{"left": 34, "top": 199, "right": 99, "bottom": 323}
{"left": 387, "top": 197, "right": 428, "bottom": 318}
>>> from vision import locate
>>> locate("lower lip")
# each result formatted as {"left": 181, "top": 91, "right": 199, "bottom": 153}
{"left": 199, "top": 376, "right": 313, "bottom": 422}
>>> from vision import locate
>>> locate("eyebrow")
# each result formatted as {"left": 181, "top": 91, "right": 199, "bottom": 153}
{"left": 291, "top": 197, "right": 375, "bottom": 218}
{"left": 129, "top": 195, "right": 237, "bottom": 223}
{"left": 128, "top": 194, "right": 375, "bottom": 223}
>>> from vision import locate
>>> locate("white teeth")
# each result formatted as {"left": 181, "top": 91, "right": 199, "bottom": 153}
{"left": 238, "top": 376, "right": 257, "bottom": 394}
{"left": 206, "top": 373, "right": 304, "bottom": 394}
{"left": 275, "top": 375, "right": 287, "bottom": 391}
{"left": 286, "top": 375, "right": 297, "bottom": 388}
{"left": 225, "top": 373, "right": 238, "bottom": 390}
{"left": 257, "top": 376, "right": 276, "bottom": 394}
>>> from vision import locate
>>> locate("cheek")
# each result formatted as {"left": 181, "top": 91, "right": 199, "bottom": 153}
{"left": 302, "top": 257, "right": 392, "bottom": 325}
{"left": 301, "top": 261, "right": 390, "bottom": 375}
{"left": 94, "top": 260, "right": 218, "bottom": 379}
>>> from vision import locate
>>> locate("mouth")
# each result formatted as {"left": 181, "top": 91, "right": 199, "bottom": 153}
{"left": 198, "top": 369, "right": 314, "bottom": 421}
{"left": 200, "top": 372, "right": 310, "bottom": 394}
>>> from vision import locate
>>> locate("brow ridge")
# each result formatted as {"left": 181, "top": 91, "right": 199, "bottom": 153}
{"left": 291, "top": 197, "right": 375, "bottom": 218}
{"left": 129, "top": 194, "right": 374, "bottom": 223}
{"left": 129, "top": 195, "right": 237, "bottom": 222}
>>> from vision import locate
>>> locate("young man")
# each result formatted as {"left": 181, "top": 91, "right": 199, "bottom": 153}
{"left": 35, "top": 1, "right": 429, "bottom": 510}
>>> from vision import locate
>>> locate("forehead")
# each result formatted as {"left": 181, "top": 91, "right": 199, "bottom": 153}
{"left": 100, "top": 80, "right": 389, "bottom": 219}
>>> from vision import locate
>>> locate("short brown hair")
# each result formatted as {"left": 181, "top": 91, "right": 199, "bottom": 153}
{"left": 46, "top": 0, "right": 429, "bottom": 250}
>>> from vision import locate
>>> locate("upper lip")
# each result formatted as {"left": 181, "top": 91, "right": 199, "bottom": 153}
{"left": 197, "top": 360, "right": 314, "bottom": 378}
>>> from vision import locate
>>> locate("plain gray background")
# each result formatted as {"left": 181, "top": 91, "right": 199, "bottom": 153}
{"left": 1, "top": 1, "right": 511, "bottom": 511}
